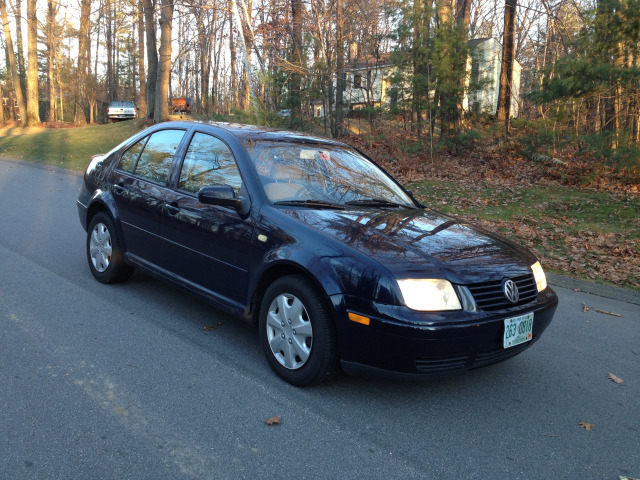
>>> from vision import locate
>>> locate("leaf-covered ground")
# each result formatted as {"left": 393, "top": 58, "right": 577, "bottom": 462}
{"left": 347, "top": 134, "right": 640, "bottom": 291}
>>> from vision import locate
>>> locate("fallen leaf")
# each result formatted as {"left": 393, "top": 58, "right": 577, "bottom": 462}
{"left": 582, "top": 302, "right": 589, "bottom": 313}
{"left": 203, "top": 322, "right": 223, "bottom": 331}
{"left": 578, "top": 422, "right": 594, "bottom": 431}
{"left": 608, "top": 373, "right": 624, "bottom": 384}
{"left": 265, "top": 414, "right": 281, "bottom": 426}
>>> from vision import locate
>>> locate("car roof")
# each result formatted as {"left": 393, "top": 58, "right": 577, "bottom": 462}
{"left": 156, "top": 120, "right": 346, "bottom": 147}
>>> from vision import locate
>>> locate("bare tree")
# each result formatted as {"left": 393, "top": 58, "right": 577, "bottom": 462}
{"left": 74, "top": 0, "right": 92, "bottom": 125}
{"left": 289, "top": 0, "right": 303, "bottom": 120}
{"left": 46, "top": 0, "right": 60, "bottom": 122}
{"left": 496, "top": 0, "right": 517, "bottom": 134}
{"left": 137, "top": 0, "right": 147, "bottom": 117}
{"left": 9, "top": 0, "right": 26, "bottom": 92}
{"left": 153, "top": 0, "right": 174, "bottom": 122}
{"left": 334, "top": 0, "right": 345, "bottom": 136}
{"left": 0, "top": 0, "right": 26, "bottom": 125}
{"left": 24, "top": 0, "right": 40, "bottom": 125}
{"left": 228, "top": 0, "right": 239, "bottom": 110}
{"left": 144, "top": 0, "right": 158, "bottom": 118}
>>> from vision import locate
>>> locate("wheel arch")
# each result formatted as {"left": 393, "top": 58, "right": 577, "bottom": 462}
{"left": 248, "top": 261, "right": 338, "bottom": 328}
{"left": 85, "top": 195, "right": 129, "bottom": 257}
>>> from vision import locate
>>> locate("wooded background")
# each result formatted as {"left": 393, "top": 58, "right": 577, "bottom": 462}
{"left": 0, "top": 0, "right": 639, "bottom": 165}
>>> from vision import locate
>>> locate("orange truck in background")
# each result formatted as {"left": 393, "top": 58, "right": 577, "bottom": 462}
{"left": 170, "top": 98, "right": 191, "bottom": 114}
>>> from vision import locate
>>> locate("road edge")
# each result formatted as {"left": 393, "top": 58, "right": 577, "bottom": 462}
{"left": 0, "top": 156, "right": 82, "bottom": 177}
{"left": 547, "top": 273, "right": 640, "bottom": 306}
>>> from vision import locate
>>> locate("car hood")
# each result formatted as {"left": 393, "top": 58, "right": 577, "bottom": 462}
{"left": 286, "top": 207, "right": 536, "bottom": 284}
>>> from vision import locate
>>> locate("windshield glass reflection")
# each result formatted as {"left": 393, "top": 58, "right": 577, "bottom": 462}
{"left": 243, "top": 140, "right": 416, "bottom": 208}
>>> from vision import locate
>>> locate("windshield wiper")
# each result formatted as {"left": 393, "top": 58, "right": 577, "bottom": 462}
{"left": 345, "top": 198, "right": 415, "bottom": 209}
{"left": 273, "top": 199, "right": 345, "bottom": 210}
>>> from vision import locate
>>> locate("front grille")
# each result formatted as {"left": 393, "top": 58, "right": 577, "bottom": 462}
{"left": 467, "top": 274, "right": 538, "bottom": 311}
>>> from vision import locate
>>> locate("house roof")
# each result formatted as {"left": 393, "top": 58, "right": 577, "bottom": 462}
{"left": 346, "top": 52, "right": 394, "bottom": 71}
{"left": 345, "top": 38, "right": 501, "bottom": 71}
{"left": 467, "top": 37, "right": 494, "bottom": 47}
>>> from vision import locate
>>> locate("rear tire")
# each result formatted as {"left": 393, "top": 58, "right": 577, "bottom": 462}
{"left": 259, "top": 275, "right": 339, "bottom": 386}
{"left": 86, "top": 212, "right": 133, "bottom": 284}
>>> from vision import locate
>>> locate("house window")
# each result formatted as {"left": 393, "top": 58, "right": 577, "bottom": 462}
{"left": 353, "top": 73, "right": 362, "bottom": 89}
{"left": 471, "top": 58, "right": 480, "bottom": 83}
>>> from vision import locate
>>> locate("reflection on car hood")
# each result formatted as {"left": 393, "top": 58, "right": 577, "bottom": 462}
{"left": 286, "top": 207, "right": 536, "bottom": 283}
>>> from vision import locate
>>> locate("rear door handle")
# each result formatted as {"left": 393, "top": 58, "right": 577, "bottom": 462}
{"left": 113, "top": 183, "right": 126, "bottom": 194}
{"left": 165, "top": 203, "right": 180, "bottom": 215}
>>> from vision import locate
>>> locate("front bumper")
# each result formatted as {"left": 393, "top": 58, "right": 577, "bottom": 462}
{"left": 331, "top": 288, "right": 558, "bottom": 379}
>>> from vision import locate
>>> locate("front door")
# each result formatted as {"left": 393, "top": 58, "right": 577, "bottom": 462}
{"left": 159, "top": 131, "right": 254, "bottom": 309}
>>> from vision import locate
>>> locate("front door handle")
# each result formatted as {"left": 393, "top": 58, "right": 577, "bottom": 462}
{"left": 113, "top": 183, "right": 126, "bottom": 194}
{"left": 165, "top": 203, "right": 180, "bottom": 215}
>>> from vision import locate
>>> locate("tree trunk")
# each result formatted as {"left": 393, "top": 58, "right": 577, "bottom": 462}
{"left": 153, "top": 0, "right": 174, "bottom": 123}
{"left": 228, "top": 0, "right": 239, "bottom": 110}
{"left": 436, "top": 0, "right": 455, "bottom": 139}
{"left": 0, "top": 82, "right": 4, "bottom": 125}
{"left": 290, "top": 0, "right": 303, "bottom": 122}
{"left": 333, "top": 0, "right": 345, "bottom": 137}
{"left": 0, "top": 0, "right": 26, "bottom": 125}
{"left": 145, "top": 0, "right": 158, "bottom": 118}
{"left": 241, "top": 0, "right": 252, "bottom": 111}
{"left": 412, "top": 0, "right": 425, "bottom": 137}
{"left": 455, "top": 0, "right": 471, "bottom": 130}
{"left": 47, "top": 0, "right": 58, "bottom": 123}
{"left": 11, "top": 0, "right": 26, "bottom": 94}
{"left": 230, "top": 0, "right": 255, "bottom": 113}
{"left": 74, "top": 0, "right": 91, "bottom": 125}
{"left": 25, "top": 0, "right": 40, "bottom": 126}
{"left": 105, "top": 0, "right": 116, "bottom": 102}
{"left": 496, "top": 0, "right": 516, "bottom": 134}
{"left": 137, "top": 0, "right": 147, "bottom": 117}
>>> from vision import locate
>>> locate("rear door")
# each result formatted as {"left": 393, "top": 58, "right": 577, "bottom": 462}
{"left": 111, "top": 128, "right": 187, "bottom": 267}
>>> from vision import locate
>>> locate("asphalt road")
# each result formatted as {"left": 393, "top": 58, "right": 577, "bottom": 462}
{"left": 1, "top": 158, "right": 638, "bottom": 480}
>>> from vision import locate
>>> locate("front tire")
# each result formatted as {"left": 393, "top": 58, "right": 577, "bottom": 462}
{"left": 86, "top": 212, "right": 133, "bottom": 284}
{"left": 259, "top": 275, "right": 339, "bottom": 386}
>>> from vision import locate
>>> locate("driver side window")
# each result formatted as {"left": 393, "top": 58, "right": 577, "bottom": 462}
{"left": 178, "top": 132, "right": 242, "bottom": 195}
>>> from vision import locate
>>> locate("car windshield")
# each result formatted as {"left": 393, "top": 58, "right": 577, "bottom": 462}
{"left": 244, "top": 140, "right": 417, "bottom": 208}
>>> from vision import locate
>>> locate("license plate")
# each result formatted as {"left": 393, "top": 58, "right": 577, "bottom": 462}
{"left": 503, "top": 312, "right": 534, "bottom": 348}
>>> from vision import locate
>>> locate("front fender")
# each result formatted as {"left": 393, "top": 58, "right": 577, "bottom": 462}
{"left": 252, "top": 241, "right": 402, "bottom": 308}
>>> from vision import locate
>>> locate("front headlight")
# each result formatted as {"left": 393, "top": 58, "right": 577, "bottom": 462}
{"left": 397, "top": 279, "right": 462, "bottom": 311}
{"left": 531, "top": 261, "right": 547, "bottom": 292}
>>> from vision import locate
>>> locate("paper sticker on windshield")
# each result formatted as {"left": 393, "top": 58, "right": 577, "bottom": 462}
{"left": 318, "top": 151, "right": 330, "bottom": 161}
{"left": 300, "top": 150, "right": 316, "bottom": 159}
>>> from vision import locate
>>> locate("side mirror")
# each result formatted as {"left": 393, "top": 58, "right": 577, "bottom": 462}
{"left": 198, "top": 185, "right": 242, "bottom": 209}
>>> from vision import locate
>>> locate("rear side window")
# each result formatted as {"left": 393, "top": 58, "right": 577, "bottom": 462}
{"left": 178, "top": 132, "right": 243, "bottom": 195}
{"left": 117, "top": 136, "right": 148, "bottom": 173}
{"left": 129, "top": 129, "right": 186, "bottom": 184}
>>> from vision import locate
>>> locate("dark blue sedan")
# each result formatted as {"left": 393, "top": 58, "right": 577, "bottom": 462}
{"left": 77, "top": 121, "right": 558, "bottom": 386}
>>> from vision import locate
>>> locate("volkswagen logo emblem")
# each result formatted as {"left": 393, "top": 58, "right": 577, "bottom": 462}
{"left": 503, "top": 279, "right": 520, "bottom": 304}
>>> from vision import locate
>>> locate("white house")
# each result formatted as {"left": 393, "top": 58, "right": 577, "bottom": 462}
{"left": 466, "top": 37, "right": 521, "bottom": 117}
{"left": 339, "top": 38, "right": 521, "bottom": 118}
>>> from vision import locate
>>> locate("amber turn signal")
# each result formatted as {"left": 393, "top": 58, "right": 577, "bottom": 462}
{"left": 348, "top": 312, "right": 370, "bottom": 326}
